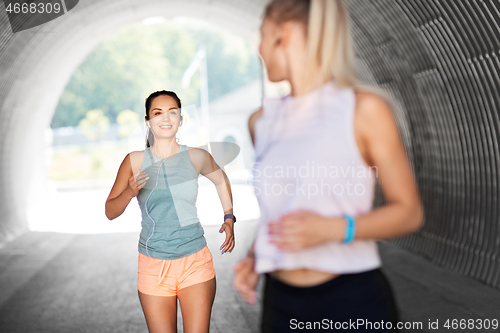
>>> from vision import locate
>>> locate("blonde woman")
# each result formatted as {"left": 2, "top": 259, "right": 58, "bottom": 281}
{"left": 106, "top": 90, "right": 236, "bottom": 333}
{"left": 233, "top": 0, "right": 423, "bottom": 331}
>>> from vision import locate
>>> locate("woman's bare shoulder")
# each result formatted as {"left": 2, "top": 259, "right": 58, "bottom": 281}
{"left": 249, "top": 107, "right": 263, "bottom": 122}
{"left": 186, "top": 146, "right": 210, "bottom": 159}
{"left": 353, "top": 89, "right": 400, "bottom": 151}
{"left": 248, "top": 108, "right": 263, "bottom": 145}
{"left": 354, "top": 89, "right": 393, "bottom": 114}
{"left": 129, "top": 149, "right": 145, "bottom": 155}
{"left": 127, "top": 149, "right": 146, "bottom": 173}
{"left": 185, "top": 146, "right": 210, "bottom": 174}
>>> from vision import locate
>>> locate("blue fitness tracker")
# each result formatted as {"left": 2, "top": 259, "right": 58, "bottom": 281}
{"left": 342, "top": 214, "right": 355, "bottom": 243}
{"left": 224, "top": 213, "right": 236, "bottom": 223}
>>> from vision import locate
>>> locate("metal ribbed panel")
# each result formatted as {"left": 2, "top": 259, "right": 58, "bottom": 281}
{"left": 346, "top": 0, "right": 500, "bottom": 288}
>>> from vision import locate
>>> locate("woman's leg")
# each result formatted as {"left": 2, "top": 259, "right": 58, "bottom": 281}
{"left": 138, "top": 290, "right": 178, "bottom": 333}
{"left": 177, "top": 277, "right": 216, "bottom": 333}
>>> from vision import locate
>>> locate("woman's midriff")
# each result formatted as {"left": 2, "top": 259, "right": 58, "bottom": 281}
{"left": 270, "top": 268, "right": 340, "bottom": 287}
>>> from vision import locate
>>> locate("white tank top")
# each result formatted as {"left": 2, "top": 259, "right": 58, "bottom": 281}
{"left": 252, "top": 80, "right": 382, "bottom": 274}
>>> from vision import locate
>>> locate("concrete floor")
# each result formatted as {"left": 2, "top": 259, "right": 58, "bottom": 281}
{"left": 1, "top": 219, "right": 499, "bottom": 332}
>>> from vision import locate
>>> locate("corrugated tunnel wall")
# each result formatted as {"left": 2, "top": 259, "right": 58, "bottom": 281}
{"left": 1, "top": 0, "right": 500, "bottom": 290}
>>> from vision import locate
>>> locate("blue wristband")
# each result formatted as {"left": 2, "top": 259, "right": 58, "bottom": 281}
{"left": 342, "top": 214, "right": 356, "bottom": 244}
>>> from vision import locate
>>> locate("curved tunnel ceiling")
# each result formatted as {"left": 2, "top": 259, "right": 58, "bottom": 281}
{"left": 1, "top": 0, "right": 500, "bottom": 289}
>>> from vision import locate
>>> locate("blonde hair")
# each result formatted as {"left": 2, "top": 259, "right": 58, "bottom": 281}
{"left": 263, "top": 0, "right": 396, "bottom": 110}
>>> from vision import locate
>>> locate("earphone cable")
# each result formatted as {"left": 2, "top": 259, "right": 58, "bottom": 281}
{"left": 144, "top": 136, "right": 175, "bottom": 258}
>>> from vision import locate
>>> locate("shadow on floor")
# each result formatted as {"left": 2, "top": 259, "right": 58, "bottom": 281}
{"left": 1, "top": 219, "right": 499, "bottom": 332}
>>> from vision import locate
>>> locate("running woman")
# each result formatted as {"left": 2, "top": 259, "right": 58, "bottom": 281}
{"left": 106, "top": 90, "right": 236, "bottom": 333}
{"left": 233, "top": 0, "right": 423, "bottom": 332}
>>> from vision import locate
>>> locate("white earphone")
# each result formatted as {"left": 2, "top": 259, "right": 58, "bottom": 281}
{"left": 144, "top": 134, "right": 175, "bottom": 257}
{"left": 143, "top": 114, "right": 183, "bottom": 257}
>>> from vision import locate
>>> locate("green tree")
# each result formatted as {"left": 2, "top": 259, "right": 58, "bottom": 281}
{"left": 51, "top": 18, "right": 261, "bottom": 129}
{"left": 117, "top": 109, "right": 140, "bottom": 139}
{"left": 79, "top": 109, "right": 110, "bottom": 141}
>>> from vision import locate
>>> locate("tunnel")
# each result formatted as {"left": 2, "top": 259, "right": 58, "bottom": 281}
{"left": 1, "top": 0, "right": 500, "bottom": 331}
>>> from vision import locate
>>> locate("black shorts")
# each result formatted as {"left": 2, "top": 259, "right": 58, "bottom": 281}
{"left": 261, "top": 268, "right": 400, "bottom": 332}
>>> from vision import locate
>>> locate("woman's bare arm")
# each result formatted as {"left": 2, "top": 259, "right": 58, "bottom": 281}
{"left": 232, "top": 108, "right": 263, "bottom": 304}
{"left": 351, "top": 91, "right": 424, "bottom": 239}
{"left": 192, "top": 148, "right": 234, "bottom": 217}
{"left": 248, "top": 108, "right": 263, "bottom": 146}
{"left": 105, "top": 153, "right": 148, "bottom": 220}
{"left": 189, "top": 147, "right": 235, "bottom": 253}
{"left": 242, "top": 108, "right": 263, "bottom": 256}
{"left": 189, "top": 148, "right": 233, "bottom": 214}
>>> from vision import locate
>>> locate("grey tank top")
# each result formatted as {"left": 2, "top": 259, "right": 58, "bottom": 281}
{"left": 137, "top": 144, "right": 207, "bottom": 259}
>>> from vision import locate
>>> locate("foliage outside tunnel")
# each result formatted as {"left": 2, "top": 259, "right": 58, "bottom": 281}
{"left": 47, "top": 17, "right": 261, "bottom": 182}
{"left": 52, "top": 17, "right": 260, "bottom": 128}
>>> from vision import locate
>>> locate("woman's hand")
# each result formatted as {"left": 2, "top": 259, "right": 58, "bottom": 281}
{"left": 268, "top": 210, "right": 344, "bottom": 251}
{"left": 233, "top": 255, "right": 260, "bottom": 305}
{"left": 126, "top": 170, "right": 149, "bottom": 197}
{"left": 219, "top": 220, "right": 235, "bottom": 254}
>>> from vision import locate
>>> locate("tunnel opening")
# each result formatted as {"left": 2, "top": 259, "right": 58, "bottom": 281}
{"left": 29, "top": 14, "right": 264, "bottom": 234}
{"left": 0, "top": 1, "right": 266, "bottom": 243}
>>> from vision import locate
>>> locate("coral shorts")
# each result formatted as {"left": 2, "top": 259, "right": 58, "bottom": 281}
{"left": 137, "top": 245, "right": 215, "bottom": 297}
